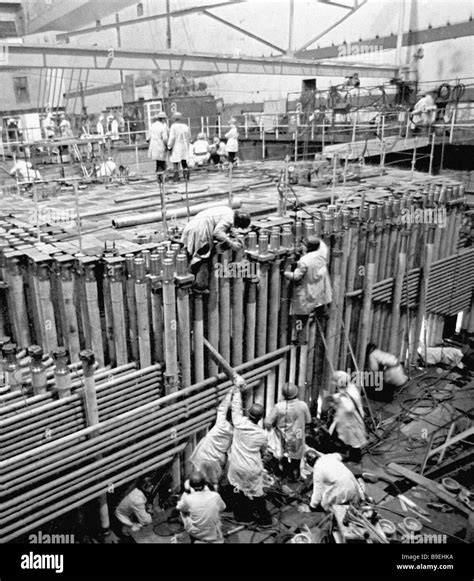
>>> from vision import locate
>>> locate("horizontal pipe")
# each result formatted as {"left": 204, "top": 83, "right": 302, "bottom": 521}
{"left": 112, "top": 199, "right": 242, "bottom": 229}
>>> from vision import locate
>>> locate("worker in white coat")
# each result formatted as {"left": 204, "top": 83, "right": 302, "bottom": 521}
{"left": 264, "top": 383, "right": 311, "bottom": 481}
{"left": 10, "top": 159, "right": 42, "bottom": 183}
{"left": 115, "top": 480, "right": 153, "bottom": 538}
{"left": 224, "top": 118, "right": 239, "bottom": 165}
{"left": 284, "top": 236, "right": 332, "bottom": 318}
{"left": 189, "top": 387, "right": 234, "bottom": 490}
{"left": 177, "top": 471, "right": 226, "bottom": 543}
{"left": 410, "top": 92, "right": 437, "bottom": 132}
{"left": 305, "top": 451, "right": 363, "bottom": 511}
{"left": 227, "top": 387, "right": 272, "bottom": 526}
{"left": 181, "top": 205, "right": 251, "bottom": 290}
{"left": 329, "top": 371, "right": 367, "bottom": 463}
{"left": 366, "top": 343, "right": 408, "bottom": 402}
{"left": 192, "top": 132, "right": 211, "bottom": 166}
{"left": 147, "top": 111, "right": 169, "bottom": 182}
{"left": 167, "top": 111, "right": 191, "bottom": 182}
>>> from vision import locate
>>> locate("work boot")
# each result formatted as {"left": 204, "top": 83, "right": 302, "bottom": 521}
{"left": 183, "top": 169, "right": 190, "bottom": 182}
{"left": 157, "top": 172, "right": 164, "bottom": 184}
{"left": 173, "top": 171, "right": 180, "bottom": 182}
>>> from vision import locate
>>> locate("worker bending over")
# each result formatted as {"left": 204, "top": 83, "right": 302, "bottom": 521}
{"left": 365, "top": 343, "right": 408, "bottom": 402}
{"left": 181, "top": 206, "right": 251, "bottom": 290}
{"left": 177, "top": 471, "right": 226, "bottom": 544}
{"left": 264, "top": 383, "right": 311, "bottom": 481}
{"left": 305, "top": 451, "right": 363, "bottom": 511}
{"left": 168, "top": 112, "right": 191, "bottom": 182}
{"left": 329, "top": 371, "right": 367, "bottom": 463}
{"left": 115, "top": 479, "right": 153, "bottom": 538}
{"left": 227, "top": 387, "right": 272, "bottom": 526}
{"left": 189, "top": 386, "right": 234, "bottom": 490}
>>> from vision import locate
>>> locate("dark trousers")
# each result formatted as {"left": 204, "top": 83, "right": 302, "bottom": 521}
{"left": 233, "top": 491, "right": 272, "bottom": 525}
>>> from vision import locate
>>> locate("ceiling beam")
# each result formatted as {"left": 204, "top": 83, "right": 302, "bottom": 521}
{"left": 295, "top": 20, "right": 474, "bottom": 60}
{"left": 55, "top": 0, "right": 247, "bottom": 41}
{"left": 0, "top": 42, "right": 398, "bottom": 78}
{"left": 319, "top": 0, "right": 354, "bottom": 10}
{"left": 297, "top": 0, "right": 367, "bottom": 52}
{"left": 202, "top": 10, "right": 286, "bottom": 54}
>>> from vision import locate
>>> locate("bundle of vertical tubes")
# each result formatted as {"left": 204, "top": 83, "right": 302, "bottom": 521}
{"left": 0, "top": 172, "right": 473, "bottom": 542}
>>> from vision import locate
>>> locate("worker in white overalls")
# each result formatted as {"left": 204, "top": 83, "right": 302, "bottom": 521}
{"left": 168, "top": 111, "right": 191, "bottom": 182}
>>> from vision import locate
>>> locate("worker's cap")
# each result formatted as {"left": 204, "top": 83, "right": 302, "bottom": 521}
{"left": 282, "top": 383, "right": 298, "bottom": 400}
{"left": 229, "top": 117, "right": 237, "bottom": 124}
{"left": 99, "top": 115, "right": 105, "bottom": 121}
{"left": 173, "top": 112, "right": 182, "bottom": 120}
{"left": 157, "top": 111, "right": 167, "bottom": 119}
{"left": 305, "top": 236, "right": 321, "bottom": 252}
{"left": 107, "top": 114, "right": 114, "bottom": 119}
{"left": 189, "top": 470, "right": 206, "bottom": 490}
{"left": 197, "top": 132, "right": 206, "bottom": 139}
{"left": 248, "top": 403, "right": 264, "bottom": 422}
{"left": 332, "top": 370, "right": 351, "bottom": 389}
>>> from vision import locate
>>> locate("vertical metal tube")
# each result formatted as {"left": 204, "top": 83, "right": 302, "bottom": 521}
{"left": 176, "top": 253, "right": 192, "bottom": 388}
{"left": 389, "top": 230, "right": 408, "bottom": 354}
{"left": 356, "top": 224, "right": 376, "bottom": 370}
{"left": 84, "top": 264, "right": 104, "bottom": 367}
{"left": 57, "top": 261, "right": 80, "bottom": 363}
{"left": 80, "top": 349, "right": 110, "bottom": 536}
{"left": 162, "top": 257, "right": 179, "bottom": 393}
{"left": 125, "top": 254, "right": 139, "bottom": 362}
{"left": 218, "top": 250, "right": 231, "bottom": 363}
{"left": 135, "top": 257, "right": 151, "bottom": 369}
{"left": 193, "top": 292, "right": 205, "bottom": 382}
{"left": 109, "top": 262, "right": 128, "bottom": 366}
{"left": 231, "top": 243, "right": 245, "bottom": 367}
{"left": 207, "top": 253, "right": 219, "bottom": 376}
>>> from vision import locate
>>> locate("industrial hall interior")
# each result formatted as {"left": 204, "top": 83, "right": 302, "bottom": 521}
{"left": 0, "top": 0, "right": 473, "bottom": 549}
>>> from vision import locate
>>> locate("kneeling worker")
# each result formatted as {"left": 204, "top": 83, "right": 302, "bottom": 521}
{"left": 176, "top": 471, "right": 226, "bottom": 543}
{"left": 305, "top": 451, "right": 363, "bottom": 511}
{"left": 115, "top": 479, "right": 153, "bottom": 537}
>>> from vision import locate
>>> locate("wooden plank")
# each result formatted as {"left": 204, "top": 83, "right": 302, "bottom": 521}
{"left": 427, "top": 426, "right": 474, "bottom": 460}
{"left": 387, "top": 463, "right": 472, "bottom": 516}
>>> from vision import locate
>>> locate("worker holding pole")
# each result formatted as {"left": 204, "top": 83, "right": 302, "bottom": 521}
{"left": 227, "top": 384, "right": 273, "bottom": 527}
{"left": 327, "top": 371, "right": 367, "bottom": 463}
{"left": 180, "top": 206, "right": 251, "bottom": 290}
{"left": 188, "top": 386, "right": 235, "bottom": 490}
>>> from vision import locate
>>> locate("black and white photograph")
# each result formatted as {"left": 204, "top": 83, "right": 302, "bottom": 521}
{"left": 0, "top": 0, "right": 472, "bottom": 578}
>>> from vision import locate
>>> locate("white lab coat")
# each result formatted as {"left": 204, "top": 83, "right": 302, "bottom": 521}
{"left": 110, "top": 119, "right": 119, "bottom": 141}
{"left": 189, "top": 390, "right": 233, "bottom": 485}
{"left": 225, "top": 125, "right": 239, "bottom": 153}
{"left": 331, "top": 383, "right": 367, "bottom": 449}
{"left": 168, "top": 121, "right": 190, "bottom": 163}
{"left": 310, "top": 453, "right": 362, "bottom": 510}
{"left": 10, "top": 160, "right": 42, "bottom": 182}
{"left": 177, "top": 489, "right": 226, "bottom": 543}
{"left": 265, "top": 399, "right": 311, "bottom": 460}
{"left": 411, "top": 94, "right": 437, "bottom": 128}
{"left": 288, "top": 240, "right": 332, "bottom": 315}
{"left": 368, "top": 348, "right": 408, "bottom": 387}
{"left": 227, "top": 390, "right": 267, "bottom": 498}
{"left": 181, "top": 205, "right": 235, "bottom": 264}
{"left": 148, "top": 120, "right": 168, "bottom": 161}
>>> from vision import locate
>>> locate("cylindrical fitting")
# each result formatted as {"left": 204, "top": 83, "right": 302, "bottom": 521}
{"left": 247, "top": 231, "right": 257, "bottom": 252}
{"left": 52, "top": 347, "right": 72, "bottom": 399}
{"left": 258, "top": 232, "right": 268, "bottom": 255}
{"left": 163, "top": 258, "right": 174, "bottom": 282}
{"left": 29, "top": 345, "right": 47, "bottom": 395}
{"left": 134, "top": 257, "right": 146, "bottom": 283}
{"left": 176, "top": 252, "right": 188, "bottom": 276}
